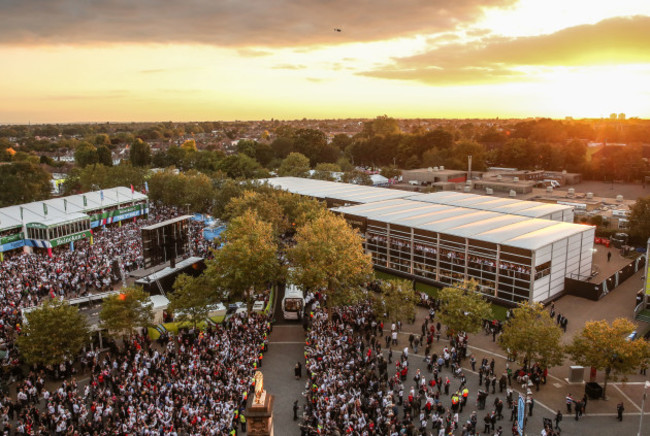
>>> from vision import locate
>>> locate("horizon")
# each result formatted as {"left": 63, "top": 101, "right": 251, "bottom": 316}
{"left": 2, "top": 0, "right": 649, "bottom": 124}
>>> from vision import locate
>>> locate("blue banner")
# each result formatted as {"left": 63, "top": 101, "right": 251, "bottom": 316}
{"left": 0, "top": 239, "right": 25, "bottom": 252}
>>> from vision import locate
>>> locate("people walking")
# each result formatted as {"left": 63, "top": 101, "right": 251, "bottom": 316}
{"left": 616, "top": 402, "right": 624, "bottom": 421}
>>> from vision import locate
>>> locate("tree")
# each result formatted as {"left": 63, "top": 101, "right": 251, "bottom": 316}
{"left": 99, "top": 286, "right": 153, "bottom": 337}
{"left": 224, "top": 190, "right": 288, "bottom": 237}
{"left": 567, "top": 318, "right": 649, "bottom": 399}
{"left": 17, "top": 299, "right": 89, "bottom": 367}
{"left": 372, "top": 279, "right": 416, "bottom": 323}
{"left": 74, "top": 142, "right": 98, "bottom": 168}
{"left": 130, "top": 138, "right": 152, "bottom": 167}
{"left": 278, "top": 152, "right": 310, "bottom": 177}
{"left": 288, "top": 212, "right": 373, "bottom": 306}
{"left": 499, "top": 302, "right": 565, "bottom": 370}
{"left": 628, "top": 196, "right": 650, "bottom": 243}
{"left": 169, "top": 274, "right": 220, "bottom": 330}
{"left": 216, "top": 153, "right": 264, "bottom": 179}
{"left": 208, "top": 210, "right": 280, "bottom": 306}
{"left": 96, "top": 145, "right": 113, "bottom": 167}
{"left": 0, "top": 161, "right": 51, "bottom": 207}
{"left": 181, "top": 139, "right": 198, "bottom": 152}
{"left": 312, "top": 163, "right": 341, "bottom": 181}
{"left": 437, "top": 284, "right": 492, "bottom": 336}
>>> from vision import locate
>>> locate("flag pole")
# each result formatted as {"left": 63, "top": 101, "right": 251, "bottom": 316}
{"left": 638, "top": 381, "right": 648, "bottom": 436}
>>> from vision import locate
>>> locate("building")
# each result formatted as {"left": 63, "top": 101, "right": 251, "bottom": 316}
{"left": 333, "top": 199, "right": 593, "bottom": 305}
{"left": 263, "top": 177, "right": 593, "bottom": 305}
{"left": 402, "top": 167, "right": 467, "bottom": 185}
{"left": 0, "top": 187, "right": 148, "bottom": 258}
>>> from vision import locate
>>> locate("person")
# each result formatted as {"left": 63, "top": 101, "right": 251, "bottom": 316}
{"left": 555, "top": 410, "right": 562, "bottom": 431}
{"left": 294, "top": 362, "right": 302, "bottom": 379}
{"left": 565, "top": 393, "right": 573, "bottom": 413}
{"left": 607, "top": 251, "right": 612, "bottom": 262}
{"left": 293, "top": 400, "right": 300, "bottom": 421}
{"left": 240, "top": 412, "right": 247, "bottom": 432}
{"left": 528, "top": 397, "right": 534, "bottom": 417}
{"left": 616, "top": 402, "right": 624, "bottom": 421}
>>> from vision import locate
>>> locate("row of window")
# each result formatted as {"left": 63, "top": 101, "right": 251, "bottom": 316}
{"left": 27, "top": 219, "right": 90, "bottom": 241}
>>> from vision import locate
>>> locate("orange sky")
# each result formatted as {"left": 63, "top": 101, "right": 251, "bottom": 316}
{"left": 1, "top": 0, "right": 649, "bottom": 123}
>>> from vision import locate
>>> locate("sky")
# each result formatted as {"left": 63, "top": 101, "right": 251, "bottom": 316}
{"left": 1, "top": 0, "right": 650, "bottom": 124}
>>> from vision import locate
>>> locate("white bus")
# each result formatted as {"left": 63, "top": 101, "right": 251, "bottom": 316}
{"left": 282, "top": 284, "right": 305, "bottom": 320}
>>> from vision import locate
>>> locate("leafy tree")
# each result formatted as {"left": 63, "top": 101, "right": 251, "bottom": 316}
{"left": 96, "top": 145, "right": 113, "bottom": 167}
{"left": 0, "top": 161, "right": 51, "bottom": 207}
{"left": 288, "top": 212, "right": 373, "bottom": 307}
{"left": 208, "top": 210, "right": 280, "bottom": 306}
{"left": 380, "top": 166, "right": 401, "bottom": 180}
{"left": 275, "top": 191, "right": 326, "bottom": 230}
{"left": 567, "top": 318, "right": 650, "bottom": 399}
{"left": 236, "top": 139, "right": 257, "bottom": 158}
{"left": 225, "top": 190, "right": 288, "bottom": 237}
{"left": 99, "top": 286, "right": 153, "bottom": 338}
{"left": 372, "top": 279, "right": 416, "bottom": 323}
{"left": 341, "top": 169, "right": 372, "bottom": 185}
{"left": 270, "top": 136, "right": 294, "bottom": 159}
{"left": 361, "top": 115, "right": 400, "bottom": 137}
{"left": 312, "top": 162, "right": 341, "bottom": 181}
{"left": 74, "top": 142, "right": 99, "bottom": 168}
{"left": 628, "top": 196, "right": 650, "bottom": 243}
{"left": 17, "top": 299, "right": 89, "bottom": 367}
{"left": 169, "top": 274, "right": 220, "bottom": 329}
{"left": 499, "top": 302, "right": 565, "bottom": 370}
{"left": 278, "top": 152, "right": 310, "bottom": 177}
{"left": 181, "top": 139, "right": 198, "bottom": 152}
{"left": 216, "top": 153, "right": 263, "bottom": 179}
{"left": 130, "top": 138, "right": 152, "bottom": 167}
{"left": 437, "top": 283, "right": 492, "bottom": 336}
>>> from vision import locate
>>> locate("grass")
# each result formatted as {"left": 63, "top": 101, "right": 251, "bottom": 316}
{"left": 147, "top": 314, "right": 226, "bottom": 340}
{"left": 490, "top": 304, "right": 509, "bottom": 321}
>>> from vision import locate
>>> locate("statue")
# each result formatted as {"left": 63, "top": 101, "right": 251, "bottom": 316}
{"left": 254, "top": 371, "right": 265, "bottom": 403}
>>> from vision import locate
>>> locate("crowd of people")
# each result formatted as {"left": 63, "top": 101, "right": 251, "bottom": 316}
{"left": 0, "top": 203, "right": 218, "bottom": 371}
{"left": 3, "top": 311, "right": 270, "bottom": 435}
{"left": 300, "top": 299, "right": 549, "bottom": 436}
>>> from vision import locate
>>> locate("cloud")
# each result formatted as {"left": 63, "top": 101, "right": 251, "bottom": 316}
{"left": 0, "top": 0, "right": 516, "bottom": 47}
{"left": 237, "top": 48, "right": 272, "bottom": 57}
{"left": 361, "top": 15, "right": 650, "bottom": 85}
{"left": 272, "top": 64, "right": 307, "bottom": 70}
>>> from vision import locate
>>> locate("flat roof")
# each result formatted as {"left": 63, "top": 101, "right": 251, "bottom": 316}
{"left": 332, "top": 199, "right": 592, "bottom": 251}
{"left": 260, "top": 177, "right": 414, "bottom": 203}
{"left": 405, "top": 191, "right": 572, "bottom": 218}
{"left": 141, "top": 215, "right": 193, "bottom": 231}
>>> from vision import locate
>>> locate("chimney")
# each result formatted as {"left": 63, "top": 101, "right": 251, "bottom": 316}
{"left": 468, "top": 155, "right": 473, "bottom": 181}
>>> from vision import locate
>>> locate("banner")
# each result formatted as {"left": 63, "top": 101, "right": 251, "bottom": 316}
{"left": 83, "top": 195, "right": 87, "bottom": 207}
{"left": 43, "top": 203, "right": 48, "bottom": 216}
{"left": 49, "top": 230, "right": 92, "bottom": 248}
{"left": 0, "top": 232, "right": 23, "bottom": 245}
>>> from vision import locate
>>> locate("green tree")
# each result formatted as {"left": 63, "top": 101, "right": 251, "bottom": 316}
{"left": 181, "top": 139, "right": 198, "bottom": 152}
{"left": 169, "top": 274, "right": 220, "bottom": 330}
{"left": 216, "top": 153, "right": 264, "bottom": 179}
{"left": 208, "top": 210, "right": 280, "bottom": 306}
{"left": 288, "top": 212, "right": 373, "bottom": 307}
{"left": 312, "top": 163, "right": 342, "bottom": 181}
{"left": 278, "top": 152, "right": 310, "bottom": 177}
{"left": 380, "top": 166, "right": 401, "bottom": 180}
{"left": 437, "top": 283, "right": 493, "bottom": 336}
{"left": 74, "top": 142, "right": 99, "bottom": 168}
{"left": 0, "top": 161, "right": 51, "bottom": 206}
{"left": 99, "top": 286, "right": 153, "bottom": 338}
{"left": 17, "top": 299, "right": 89, "bottom": 367}
{"left": 96, "top": 145, "right": 113, "bottom": 167}
{"left": 224, "top": 190, "right": 288, "bottom": 237}
{"left": 499, "top": 302, "right": 565, "bottom": 370}
{"left": 567, "top": 318, "right": 650, "bottom": 399}
{"left": 372, "top": 278, "right": 416, "bottom": 323}
{"left": 628, "top": 196, "right": 650, "bottom": 243}
{"left": 130, "top": 138, "right": 152, "bottom": 167}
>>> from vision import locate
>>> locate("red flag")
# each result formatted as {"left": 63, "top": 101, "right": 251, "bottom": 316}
{"left": 130, "top": 184, "right": 134, "bottom": 193}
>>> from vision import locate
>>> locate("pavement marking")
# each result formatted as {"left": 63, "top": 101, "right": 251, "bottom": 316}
{"left": 553, "top": 383, "right": 563, "bottom": 388}
{"left": 613, "top": 384, "right": 642, "bottom": 412}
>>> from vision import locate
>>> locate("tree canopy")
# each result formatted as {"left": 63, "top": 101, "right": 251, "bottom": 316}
{"left": 499, "top": 302, "right": 565, "bottom": 370}
{"left": 372, "top": 278, "right": 416, "bottom": 324}
{"left": 17, "top": 299, "right": 89, "bottom": 367}
{"left": 130, "top": 138, "right": 152, "bottom": 167}
{"left": 169, "top": 274, "right": 221, "bottom": 329}
{"left": 278, "top": 152, "right": 310, "bottom": 177}
{"left": 288, "top": 212, "right": 373, "bottom": 306}
{"left": 436, "top": 283, "right": 492, "bottom": 336}
{"left": 567, "top": 318, "right": 650, "bottom": 399}
{"left": 628, "top": 196, "right": 650, "bottom": 243}
{"left": 0, "top": 161, "right": 51, "bottom": 207}
{"left": 207, "top": 210, "right": 281, "bottom": 305}
{"left": 99, "top": 286, "right": 153, "bottom": 337}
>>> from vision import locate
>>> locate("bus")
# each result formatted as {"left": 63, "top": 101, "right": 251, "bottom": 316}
{"left": 282, "top": 284, "right": 305, "bottom": 320}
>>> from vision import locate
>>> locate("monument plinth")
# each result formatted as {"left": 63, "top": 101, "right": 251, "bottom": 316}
{"left": 246, "top": 371, "right": 274, "bottom": 436}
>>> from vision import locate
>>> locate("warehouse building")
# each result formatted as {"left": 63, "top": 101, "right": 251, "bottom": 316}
{"left": 263, "top": 177, "right": 593, "bottom": 304}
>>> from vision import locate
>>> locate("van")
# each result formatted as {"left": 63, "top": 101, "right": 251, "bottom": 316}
{"left": 409, "top": 180, "right": 419, "bottom": 186}
{"left": 544, "top": 179, "right": 560, "bottom": 188}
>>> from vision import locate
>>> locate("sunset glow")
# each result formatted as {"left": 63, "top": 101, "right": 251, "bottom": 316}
{"left": 1, "top": 0, "right": 649, "bottom": 123}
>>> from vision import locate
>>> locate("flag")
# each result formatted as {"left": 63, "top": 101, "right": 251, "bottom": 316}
{"left": 144, "top": 181, "right": 149, "bottom": 193}
{"left": 100, "top": 190, "right": 104, "bottom": 201}
{"left": 20, "top": 207, "right": 23, "bottom": 220}
{"left": 43, "top": 203, "right": 48, "bottom": 216}
{"left": 64, "top": 199, "right": 67, "bottom": 212}
{"left": 130, "top": 184, "right": 134, "bottom": 194}
{"left": 83, "top": 195, "right": 87, "bottom": 207}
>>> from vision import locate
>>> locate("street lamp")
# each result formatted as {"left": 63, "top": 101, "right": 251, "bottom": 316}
{"left": 639, "top": 380, "right": 649, "bottom": 436}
